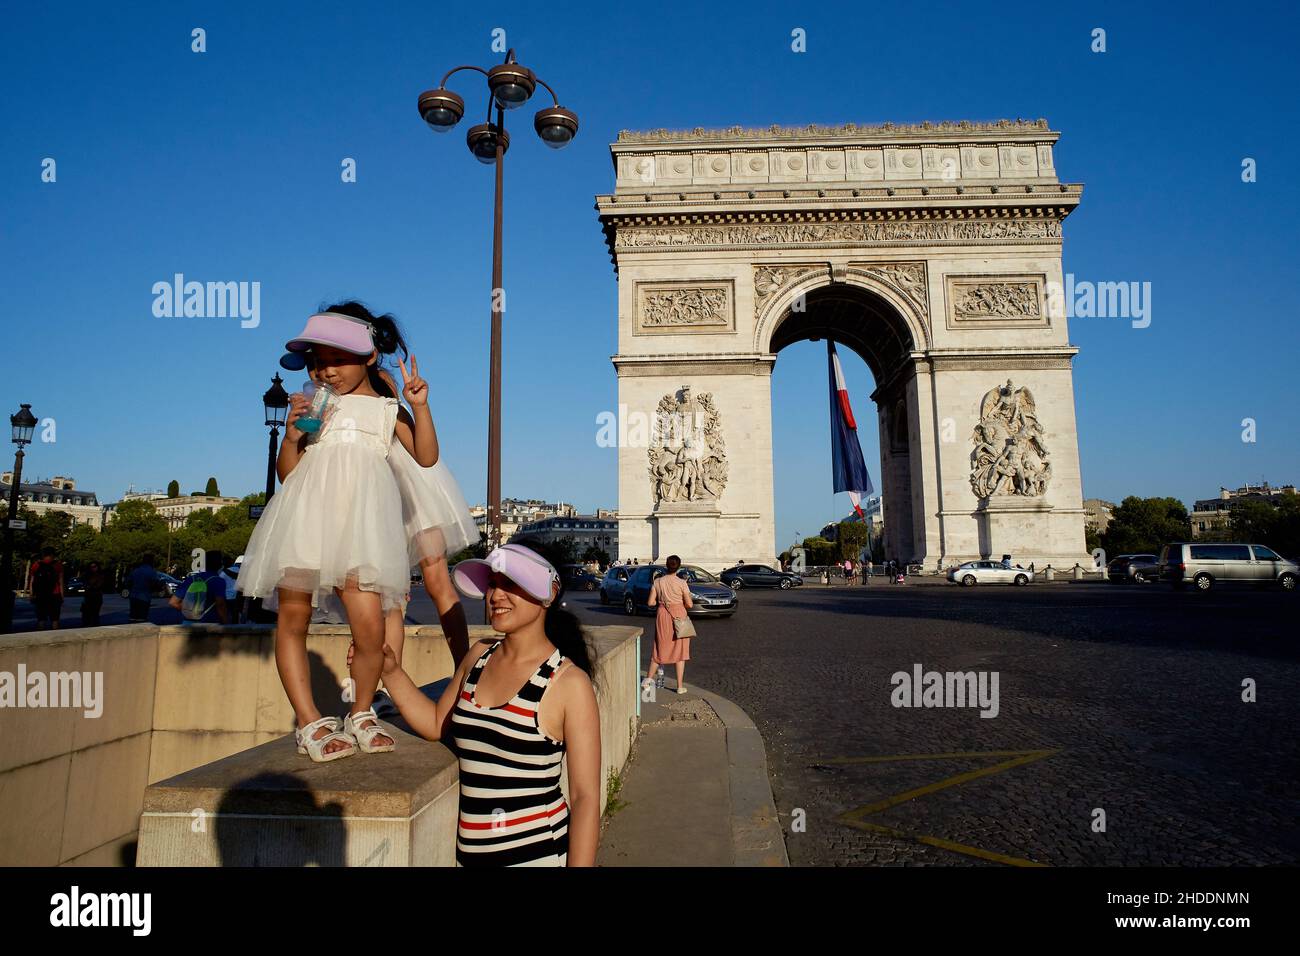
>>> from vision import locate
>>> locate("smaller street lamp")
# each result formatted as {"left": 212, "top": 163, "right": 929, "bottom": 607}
{"left": 262, "top": 374, "right": 289, "bottom": 503}
{"left": 1, "top": 404, "right": 39, "bottom": 633}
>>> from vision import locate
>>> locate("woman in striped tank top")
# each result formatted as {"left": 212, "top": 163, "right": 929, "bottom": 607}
{"left": 378, "top": 538, "right": 601, "bottom": 866}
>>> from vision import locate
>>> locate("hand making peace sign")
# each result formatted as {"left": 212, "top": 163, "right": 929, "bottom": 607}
{"left": 396, "top": 354, "right": 428, "bottom": 407}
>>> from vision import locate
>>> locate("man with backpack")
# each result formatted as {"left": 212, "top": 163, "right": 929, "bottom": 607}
{"left": 167, "top": 549, "right": 230, "bottom": 625}
{"left": 28, "top": 548, "right": 65, "bottom": 630}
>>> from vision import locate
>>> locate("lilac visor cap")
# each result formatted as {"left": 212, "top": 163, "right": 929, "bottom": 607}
{"left": 285, "top": 312, "right": 375, "bottom": 355}
{"left": 452, "top": 544, "right": 560, "bottom": 603}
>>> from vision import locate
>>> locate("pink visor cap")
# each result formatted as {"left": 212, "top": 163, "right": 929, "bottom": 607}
{"left": 452, "top": 544, "right": 561, "bottom": 604}
{"left": 285, "top": 312, "right": 375, "bottom": 355}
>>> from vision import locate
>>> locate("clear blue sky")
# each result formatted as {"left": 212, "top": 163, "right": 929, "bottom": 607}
{"left": 3, "top": 1, "right": 1297, "bottom": 552}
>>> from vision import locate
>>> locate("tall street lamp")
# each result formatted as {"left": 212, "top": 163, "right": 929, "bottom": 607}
{"left": 1, "top": 404, "right": 38, "bottom": 633}
{"left": 263, "top": 374, "right": 289, "bottom": 503}
{"left": 417, "top": 48, "right": 578, "bottom": 549}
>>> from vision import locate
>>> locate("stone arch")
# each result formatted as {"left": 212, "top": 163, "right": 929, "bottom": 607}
{"left": 599, "top": 121, "right": 1092, "bottom": 574}
{"left": 753, "top": 266, "right": 932, "bottom": 365}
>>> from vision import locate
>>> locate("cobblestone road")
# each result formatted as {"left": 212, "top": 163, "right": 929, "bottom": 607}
{"left": 564, "top": 582, "right": 1300, "bottom": 867}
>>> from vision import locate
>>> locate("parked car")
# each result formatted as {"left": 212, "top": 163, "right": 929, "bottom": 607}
{"left": 562, "top": 565, "right": 600, "bottom": 591}
{"left": 1158, "top": 542, "right": 1298, "bottom": 592}
{"left": 617, "top": 564, "right": 738, "bottom": 617}
{"left": 1107, "top": 554, "right": 1159, "bottom": 584}
{"left": 64, "top": 577, "right": 86, "bottom": 596}
{"left": 599, "top": 565, "right": 633, "bottom": 606}
{"left": 947, "top": 561, "right": 1033, "bottom": 586}
{"left": 118, "top": 571, "right": 182, "bottom": 600}
{"left": 719, "top": 563, "right": 803, "bottom": 590}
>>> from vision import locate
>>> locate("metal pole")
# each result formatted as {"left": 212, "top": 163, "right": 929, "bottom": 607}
{"left": 1, "top": 447, "right": 27, "bottom": 633}
{"left": 487, "top": 104, "right": 505, "bottom": 550}
{"left": 265, "top": 425, "right": 280, "bottom": 503}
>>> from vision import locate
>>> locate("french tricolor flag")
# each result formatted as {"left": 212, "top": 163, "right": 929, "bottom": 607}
{"left": 827, "top": 341, "right": 875, "bottom": 518}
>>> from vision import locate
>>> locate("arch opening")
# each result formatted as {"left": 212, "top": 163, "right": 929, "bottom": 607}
{"left": 767, "top": 282, "right": 924, "bottom": 569}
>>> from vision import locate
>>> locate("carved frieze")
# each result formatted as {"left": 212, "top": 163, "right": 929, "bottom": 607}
{"left": 954, "top": 282, "right": 1040, "bottom": 318}
{"left": 635, "top": 281, "right": 735, "bottom": 334}
{"left": 617, "top": 219, "right": 1061, "bottom": 250}
{"left": 946, "top": 275, "right": 1048, "bottom": 329}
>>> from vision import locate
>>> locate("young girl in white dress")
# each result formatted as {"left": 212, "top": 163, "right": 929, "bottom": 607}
{"left": 238, "top": 304, "right": 440, "bottom": 761}
{"left": 303, "top": 359, "right": 478, "bottom": 674}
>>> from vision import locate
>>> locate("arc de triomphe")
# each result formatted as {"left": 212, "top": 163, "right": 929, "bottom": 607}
{"left": 596, "top": 119, "right": 1093, "bottom": 572}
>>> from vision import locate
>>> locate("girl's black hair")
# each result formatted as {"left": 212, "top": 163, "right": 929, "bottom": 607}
{"left": 511, "top": 537, "right": 596, "bottom": 682}
{"left": 320, "top": 300, "right": 408, "bottom": 398}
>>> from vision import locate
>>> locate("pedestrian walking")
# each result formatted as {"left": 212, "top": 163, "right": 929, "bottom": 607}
{"left": 168, "top": 550, "right": 231, "bottom": 625}
{"left": 28, "top": 548, "right": 64, "bottom": 630}
{"left": 80, "top": 561, "right": 106, "bottom": 627}
{"left": 644, "top": 554, "right": 694, "bottom": 694}
{"left": 127, "top": 555, "right": 160, "bottom": 622}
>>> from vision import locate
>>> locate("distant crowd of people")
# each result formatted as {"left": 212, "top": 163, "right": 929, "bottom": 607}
{"left": 19, "top": 548, "right": 243, "bottom": 630}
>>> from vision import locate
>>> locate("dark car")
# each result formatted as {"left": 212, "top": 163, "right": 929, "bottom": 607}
{"left": 1106, "top": 553, "right": 1159, "bottom": 584}
{"left": 64, "top": 577, "right": 86, "bottom": 596}
{"left": 599, "top": 565, "right": 633, "bottom": 606}
{"left": 618, "top": 564, "right": 738, "bottom": 618}
{"left": 719, "top": 563, "right": 803, "bottom": 590}
{"left": 562, "top": 565, "right": 600, "bottom": 591}
{"left": 118, "top": 571, "right": 182, "bottom": 600}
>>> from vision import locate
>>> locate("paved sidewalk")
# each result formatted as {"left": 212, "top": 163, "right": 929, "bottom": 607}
{"left": 597, "top": 675, "right": 788, "bottom": 867}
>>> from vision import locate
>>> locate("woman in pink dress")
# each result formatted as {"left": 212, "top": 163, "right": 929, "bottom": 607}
{"left": 644, "top": 554, "right": 694, "bottom": 694}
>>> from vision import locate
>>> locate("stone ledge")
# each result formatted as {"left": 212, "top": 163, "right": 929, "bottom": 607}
{"left": 141, "top": 725, "right": 456, "bottom": 819}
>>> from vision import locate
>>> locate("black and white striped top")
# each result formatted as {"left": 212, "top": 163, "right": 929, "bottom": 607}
{"left": 450, "top": 640, "right": 569, "bottom": 867}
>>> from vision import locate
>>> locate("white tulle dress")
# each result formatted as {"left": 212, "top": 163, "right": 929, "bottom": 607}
{"left": 389, "top": 438, "right": 478, "bottom": 567}
{"left": 237, "top": 393, "right": 409, "bottom": 615}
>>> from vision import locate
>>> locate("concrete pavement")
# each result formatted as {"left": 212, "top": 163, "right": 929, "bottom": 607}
{"left": 597, "top": 675, "right": 788, "bottom": 867}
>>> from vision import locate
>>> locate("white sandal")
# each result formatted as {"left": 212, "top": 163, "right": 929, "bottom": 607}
{"left": 295, "top": 716, "right": 356, "bottom": 763}
{"left": 343, "top": 707, "right": 396, "bottom": 754}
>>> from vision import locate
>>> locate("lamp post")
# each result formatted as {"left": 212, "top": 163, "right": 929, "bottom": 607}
{"left": 417, "top": 49, "right": 578, "bottom": 550}
{"left": 1, "top": 404, "right": 38, "bottom": 634}
{"left": 263, "top": 374, "right": 289, "bottom": 503}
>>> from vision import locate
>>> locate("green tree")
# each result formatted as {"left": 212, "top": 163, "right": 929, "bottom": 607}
{"left": 1270, "top": 495, "right": 1300, "bottom": 558}
{"left": 836, "top": 520, "right": 870, "bottom": 562}
{"left": 551, "top": 536, "right": 579, "bottom": 566}
{"left": 1085, "top": 527, "right": 1103, "bottom": 553}
{"left": 1100, "top": 496, "right": 1189, "bottom": 555}
{"left": 167, "top": 479, "right": 180, "bottom": 498}
{"left": 800, "top": 535, "right": 836, "bottom": 567}
{"left": 109, "top": 498, "right": 167, "bottom": 534}
{"left": 205, "top": 477, "right": 220, "bottom": 497}
{"left": 581, "top": 545, "right": 610, "bottom": 568}
{"left": 1229, "top": 499, "right": 1277, "bottom": 545}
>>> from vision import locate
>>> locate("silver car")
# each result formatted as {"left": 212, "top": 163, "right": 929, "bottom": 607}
{"left": 947, "top": 561, "right": 1033, "bottom": 586}
{"left": 1158, "top": 542, "right": 1298, "bottom": 592}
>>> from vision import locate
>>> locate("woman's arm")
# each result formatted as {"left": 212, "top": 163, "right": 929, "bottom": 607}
{"left": 646, "top": 578, "right": 657, "bottom": 607}
{"left": 380, "top": 640, "right": 489, "bottom": 741}
{"left": 556, "top": 668, "right": 602, "bottom": 867}
{"left": 682, "top": 580, "right": 693, "bottom": 609}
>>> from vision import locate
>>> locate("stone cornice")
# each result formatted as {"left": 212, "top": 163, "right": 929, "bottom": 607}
{"left": 614, "top": 119, "right": 1054, "bottom": 146}
{"left": 611, "top": 352, "right": 776, "bottom": 376}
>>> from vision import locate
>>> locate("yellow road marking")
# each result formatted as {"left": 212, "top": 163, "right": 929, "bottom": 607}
{"left": 828, "top": 748, "right": 1061, "bottom": 866}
